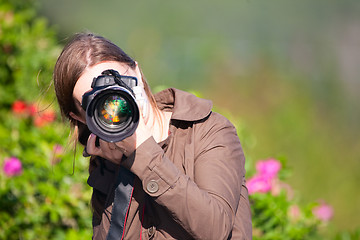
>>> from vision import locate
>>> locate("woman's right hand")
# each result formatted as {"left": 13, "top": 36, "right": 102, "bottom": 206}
{"left": 85, "top": 108, "right": 152, "bottom": 165}
{"left": 85, "top": 133, "right": 125, "bottom": 165}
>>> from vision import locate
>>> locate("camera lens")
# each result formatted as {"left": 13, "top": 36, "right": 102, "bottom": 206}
{"left": 85, "top": 87, "right": 139, "bottom": 142}
{"left": 97, "top": 94, "right": 131, "bottom": 128}
{"left": 82, "top": 71, "right": 140, "bottom": 143}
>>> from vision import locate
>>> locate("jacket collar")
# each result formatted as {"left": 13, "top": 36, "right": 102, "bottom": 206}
{"left": 154, "top": 88, "right": 212, "bottom": 122}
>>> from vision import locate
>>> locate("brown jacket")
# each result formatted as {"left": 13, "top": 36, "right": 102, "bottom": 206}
{"left": 88, "top": 88, "right": 252, "bottom": 239}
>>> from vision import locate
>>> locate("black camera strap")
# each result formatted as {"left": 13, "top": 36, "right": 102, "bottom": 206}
{"left": 100, "top": 69, "right": 138, "bottom": 90}
{"left": 106, "top": 166, "right": 135, "bottom": 240}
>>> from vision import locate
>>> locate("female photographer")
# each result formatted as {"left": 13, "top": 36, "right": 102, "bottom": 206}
{"left": 53, "top": 33, "right": 252, "bottom": 239}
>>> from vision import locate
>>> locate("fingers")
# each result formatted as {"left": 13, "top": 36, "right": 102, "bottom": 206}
{"left": 85, "top": 134, "right": 125, "bottom": 164}
{"left": 108, "top": 142, "right": 116, "bottom": 150}
{"left": 87, "top": 134, "right": 114, "bottom": 154}
{"left": 86, "top": 133, "right": 101, "bottom": 156}
{"left": 113, "top": 143, "right": 128, "bottom": 155}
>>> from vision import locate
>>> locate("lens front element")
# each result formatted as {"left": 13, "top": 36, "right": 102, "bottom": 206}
{"left": 85, "top": 85, "right": 140, "bottom": 143}
{"left": 97, "top": 95, "right": 131, "bottom": 128}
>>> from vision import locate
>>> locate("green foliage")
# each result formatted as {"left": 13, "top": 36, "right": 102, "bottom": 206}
{"left": 1, "top": 0, "right": 359, "bottom": 239}
{"left": 334, "top": 229, "right": 360, "bottom": 240}
{"left": 249, "top": 172, "right": 320, "bottom": 239}
{"left": 0, "top": 106, "right": 92, "bottom": 239}
{"left": 0, "top": 0, "right": 61, "bottom": 107}
{"left": 0, "top": 1, "right": 91, "bottom": 239}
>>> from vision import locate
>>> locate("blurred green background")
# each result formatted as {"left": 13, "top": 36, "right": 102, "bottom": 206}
{"left": 36, "top": 0, "right": 360, "bottom": 234}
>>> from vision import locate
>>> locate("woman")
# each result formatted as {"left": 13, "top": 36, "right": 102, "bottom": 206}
{"left": 53, "top": 33, "right": 252, "bottom": 240}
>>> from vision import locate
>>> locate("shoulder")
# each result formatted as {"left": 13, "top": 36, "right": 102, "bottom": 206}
{"left": 155, "top": 88, "right": 212, "bottom": 122}
{"left": 206, "top": 111, "right": 234, "bottom": 127}
{"left": 191, "top": 111, "right": 243, "bottom": 161}
{"left": 194, "top": 111, "right": 237, "bottom": 139}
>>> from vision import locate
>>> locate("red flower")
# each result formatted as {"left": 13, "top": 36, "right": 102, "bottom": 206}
{"left": 12, "top": 101, "right": 28, "bottom": 114}
{"left": 41, "top": 111, "right": 56, "bottom": 122}
{"left": 11, "top": 100, "right": 56, "bottom": 127}
{"left": 28, "top": 104, "right": 38, "bottom": 116}
{"left": 33, "top": 110, "right": 56, "bottom": 127}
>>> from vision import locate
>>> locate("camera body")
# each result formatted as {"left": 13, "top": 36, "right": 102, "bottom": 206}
{"left": 82, "top": 69, "right": 140, "bottom": 142}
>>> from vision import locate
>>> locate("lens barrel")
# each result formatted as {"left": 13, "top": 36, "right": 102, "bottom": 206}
{"left": 82, "top": 73, "right": 140, "bottom": 142}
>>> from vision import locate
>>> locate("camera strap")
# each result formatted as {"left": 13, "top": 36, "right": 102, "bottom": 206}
{"left": 101, "top": 69, "right": 138, "bottom": 90}
{"left": 106, "top": 166, "right": 135, "bottom": 240}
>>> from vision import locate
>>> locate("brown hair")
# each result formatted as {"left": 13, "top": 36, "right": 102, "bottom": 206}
{"left": 53, "top": 32, "right": 158, "bottom": 146}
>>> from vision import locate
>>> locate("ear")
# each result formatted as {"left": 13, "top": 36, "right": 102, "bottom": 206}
{"left": 69, "top": 111, "right": 86, "bottom": 125}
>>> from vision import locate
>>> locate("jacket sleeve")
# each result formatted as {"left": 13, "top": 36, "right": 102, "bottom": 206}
{"left": 121, "top": 112, "right": 249, "bottom": 240}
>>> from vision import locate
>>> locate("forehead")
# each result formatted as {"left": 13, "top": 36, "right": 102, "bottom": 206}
{"left": 73, "top": 61, "right": 134, "bottom": 103}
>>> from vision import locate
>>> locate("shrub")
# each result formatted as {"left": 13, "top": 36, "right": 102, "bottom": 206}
{"left": 0, "top": 0, "right": 60, "bottom": 107}
{"left": 1, "top": 1, "right": 358, "bottom": 239}
{"left": 246, "top": 158, "right": 322, "bottom": 239}
{"left": 0, "top": 102, "right": 93, "bottom": 239}
{"left": 0, "top": 1, "right": 92, "bottom": 239}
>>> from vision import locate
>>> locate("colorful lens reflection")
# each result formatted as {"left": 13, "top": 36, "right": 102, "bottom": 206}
{"left": 98, "top": 95, "right": 131, "bottom": 127}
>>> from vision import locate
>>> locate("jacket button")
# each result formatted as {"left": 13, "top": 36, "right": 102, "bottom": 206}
{"left": 146, "top": 180, "right": 159, "bottom": 193}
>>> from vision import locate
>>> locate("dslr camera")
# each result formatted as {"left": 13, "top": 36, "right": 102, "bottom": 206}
{"left": 82, "top": 69, "right": 145, "bottom": 142}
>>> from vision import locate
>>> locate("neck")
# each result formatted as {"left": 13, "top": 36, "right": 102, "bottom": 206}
{"left": 145, "top": 106, "right": 171, "bottom": 143}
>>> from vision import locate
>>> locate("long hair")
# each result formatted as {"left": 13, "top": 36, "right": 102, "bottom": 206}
{"left": 53, "top": 33, "right": 158, "bottom": 147}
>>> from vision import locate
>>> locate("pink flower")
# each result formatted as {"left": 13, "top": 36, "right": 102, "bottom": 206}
{"left": 288, "top": 204, "right": 301, "bottom": 221}
{"left": 256, "top": 159, "right": 281, "bottom": 179}
{"left": 312, "top": 202, "right": 334, "bottom": 222}
{"left": 53, "top": 144, "right": 64, "bottom": 155}
{"left": 3, "top": 157, "right": 23, "bottom": 177}
{"left": 247, "top": 158, "right": 283, "bottom": 195}
{"left": 246, "top": 175, "right": 272, "bottom": 194}
{"left": 51, "top": 144, "right": 64, "bottom": 165}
